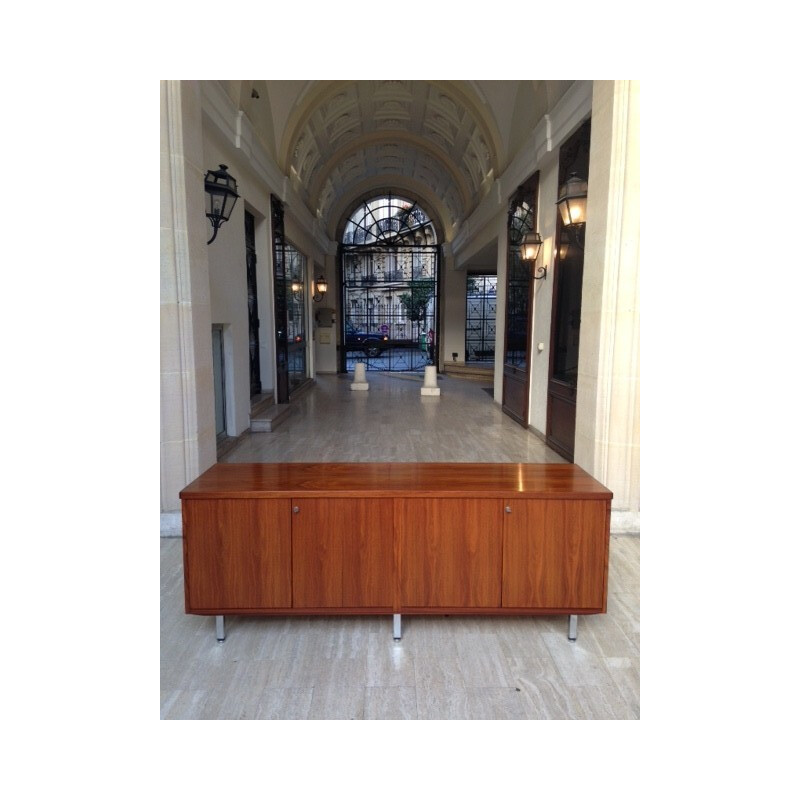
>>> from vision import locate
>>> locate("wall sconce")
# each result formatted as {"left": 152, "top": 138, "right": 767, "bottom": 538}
{"left": 556, "top": 172, "right": 588, "bottom": 249}
{"left": 291, "top": 280, "right": 303, "bottom": 299}
{"left": 521, "top": 231, "right": 547, "bottom": 280}
{"left": 558, "top": 230, "right": 571, "bottom": 261}
{"left": 204, "top": 164, "right": 240, "bottom": 245}
{"left": 312, "top": 275, "right": 328, "bottom": 302}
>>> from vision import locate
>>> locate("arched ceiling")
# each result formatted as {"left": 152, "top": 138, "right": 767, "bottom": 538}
{"left": 247, "top": 80, "right": 573, "bottom": 242}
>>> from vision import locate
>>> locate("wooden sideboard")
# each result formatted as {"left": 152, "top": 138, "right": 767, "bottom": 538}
{"left": 179, "top": 462, "right": 612, "bottom": 642}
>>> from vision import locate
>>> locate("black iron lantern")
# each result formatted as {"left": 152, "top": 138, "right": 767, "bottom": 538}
{"left": 313, "top": 275, "right": 328, "bottom": 302}
{"left": 520, "top": 231, "right": 542, "bottom": 262}
{"left": 520, "top": 231, "right": 547, "bottom": 280}
{"left": 204, "top": 164, "right": 240, "bottom": 244}
{"left": 556, "top": 172, "right": 588, "bottom": 227}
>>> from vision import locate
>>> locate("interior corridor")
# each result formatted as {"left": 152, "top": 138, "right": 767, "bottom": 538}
{"left": 161, "top": 373, "right": 640, "bottom": 719}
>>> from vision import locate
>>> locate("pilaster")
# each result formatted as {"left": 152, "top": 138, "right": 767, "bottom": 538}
{"left": 574, "top": 80, "right": 640, "bottom": 527}
{"left": 161, "top": 80, "right": 217, "bottom": 519}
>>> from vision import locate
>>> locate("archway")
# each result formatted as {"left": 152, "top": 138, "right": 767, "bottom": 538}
{"left": 338, "top": 194, "right": 440, "bottom": 372}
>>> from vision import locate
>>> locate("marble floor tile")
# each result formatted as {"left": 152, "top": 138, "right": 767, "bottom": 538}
{"left": 541, "top": 631, "right": 618, "bottom": 689}
{"left": 308, "top": 681, "right": 366, "bottom": 720}
{"left": 582, "top": 612, "right": 641, "bottom": 660}
{"left": 252, "top": 688, "right": 314, "bottom": 720}
{"left": 366, "top": 636, "right": 417, "bottom": 688}
{"left": 506, "top": 657, "right": 580, "bottom": 719}
{"left": 415, "top": 687, "right": 470, "bottom": 720}
{"left": 453, "top": 634, "right": 515, "bottom": 688}
{"left": 365, "top": 687, "right": 418, "bottom": 720}
{"left": 494, "top": 617, "right": 551, "bottom": 659}
{"left": 461, "top": 687, "right": 532, "bottom": 720}
{"left": 604, "top": 658, "right": 641, "bottom": 719}
{"left": 564, "top": 683, "right": 639, "bottom": 721}
{"left": 161, "top": 689, "right": 210, "bottom": 720}
{"left": 415, "top": 687, "right": 531, "bottom": 720}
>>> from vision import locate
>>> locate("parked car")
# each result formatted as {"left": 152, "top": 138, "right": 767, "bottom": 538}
{"left": 345, "top": 321, "right": 389, "bottom": 357}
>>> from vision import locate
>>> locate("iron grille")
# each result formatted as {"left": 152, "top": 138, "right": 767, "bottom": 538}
{"left": 465, "top": 274, "right": 497, "bottom": 362}
{"left": 341, "top": 244, "right": 439, "bottom": 372}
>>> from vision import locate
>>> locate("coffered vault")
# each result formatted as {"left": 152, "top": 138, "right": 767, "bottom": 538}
{"left": 222, "top": 79, "right": 573, "bottom": 242}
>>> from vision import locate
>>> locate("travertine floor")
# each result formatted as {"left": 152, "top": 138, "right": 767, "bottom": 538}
{"left": 161, "top": 372, "right": 639, "bottom": 719}
{"left": 222, "top": 372, "right": 568, "bottom": 463}
{"left": 160, "top": 535, "right": 639, "bottom": 720}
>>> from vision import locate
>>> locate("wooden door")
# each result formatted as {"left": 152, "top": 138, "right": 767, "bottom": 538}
{"left": 501, "top": 499, "right": 608, "bottom": 610}
{"left": 396, "top": 499, "right": 502, "bottom": 608}
{"left": 546, "top": 225, "right": 582, "bottom": 460}
{"left": 182, "top": 499, "right": 292, "bottom": 611}
{"left": 291, "top": 498, "right": 394, "bottom": 608}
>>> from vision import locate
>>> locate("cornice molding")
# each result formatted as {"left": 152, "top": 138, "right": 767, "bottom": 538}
{"left": 200, "top": 81, "right": 333, "bottom": 257}
{"left": 452, "top": 80, "right": 593, "bottom": 266}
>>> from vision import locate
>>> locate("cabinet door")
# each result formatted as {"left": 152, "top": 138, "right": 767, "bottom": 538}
{"left": 396, "top": 499, "right": 502, "bottom": 608}
{"left": 291, "top": 498, "right": 394, "bottom": 608}
{"left": 502, "top": 499, "right": 608, "bottom": 610}
{"left": 182, "top": 499, "right": 292, "bottom": 611}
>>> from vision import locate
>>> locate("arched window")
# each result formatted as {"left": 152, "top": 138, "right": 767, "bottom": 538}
{"left": 339, "top": 194, "right": 439, "bottom": 372}
{"left": 342, "top": 195, "right": 437, "bottom": 247}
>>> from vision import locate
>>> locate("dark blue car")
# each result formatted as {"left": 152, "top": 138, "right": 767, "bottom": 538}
{"left": 345, "top": 321, "right": 389, "bottom": 358}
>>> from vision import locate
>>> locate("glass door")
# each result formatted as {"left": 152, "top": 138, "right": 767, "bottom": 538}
{"left": 285, "top": 242, "right": 309, "bottom": 394}
{"left": 546, "top": 119, "right": 591, "bottom": 461}
{"left": 502, "top": 173, "right": 539, "bottom": 426}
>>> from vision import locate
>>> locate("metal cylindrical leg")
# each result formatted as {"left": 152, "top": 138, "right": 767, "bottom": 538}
{"left": 216, "top": 615, "right": 225, "bottom": 642}
{"left": 393, "top": 614, "right": 402, "bottom": 640}
{"left": 568, "top": 614, "right": 578, "bottom": 641}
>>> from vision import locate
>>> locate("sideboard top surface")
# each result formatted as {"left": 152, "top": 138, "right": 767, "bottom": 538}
{"left": 180, "top": 462, "right": 613, "bottom": 500}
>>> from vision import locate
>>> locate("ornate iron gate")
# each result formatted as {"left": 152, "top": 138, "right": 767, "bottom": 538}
{"left": 340, "top": 245, "right": 439, "bottom": 372}
{"left": 339, "top": 195, "right": 439, "bottom": 373}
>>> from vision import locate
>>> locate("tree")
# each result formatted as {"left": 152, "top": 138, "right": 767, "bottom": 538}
{"left": 398, "top": 279, "right": 435, "bottom": 336}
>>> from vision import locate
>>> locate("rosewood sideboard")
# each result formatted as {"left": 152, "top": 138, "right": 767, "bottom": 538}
{"left": 179, "top": 462, "right": 613, "bottom": 642}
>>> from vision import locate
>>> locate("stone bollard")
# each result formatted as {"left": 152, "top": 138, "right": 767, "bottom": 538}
{"left": 421, "top": 365, "right": 440, "bottom": 396}
{"left": 351, "top": 362, "right": 369, "bottom": 391}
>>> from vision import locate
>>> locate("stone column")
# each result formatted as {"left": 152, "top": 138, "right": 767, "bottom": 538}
{"left": 574, "top": 80, "right": 640, "bottom": 532}
{"left": 161, "top": 80, "right": 217, "bottom": 527}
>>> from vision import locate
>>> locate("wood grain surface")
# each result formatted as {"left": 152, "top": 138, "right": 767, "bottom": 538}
{"left": 292, "top": 498, "right": 394, "bottom": 609}
{"left": 182, "top": 498, "right": 291, "bottom": 611}
{"left": 502, "top": 499, "right": 609, "bottom": 610}
{"left": 396, "top": 499, "right": 502, "bottom": 608}
{"left": 179, "top": 462, "right": 613, "bottom": 500}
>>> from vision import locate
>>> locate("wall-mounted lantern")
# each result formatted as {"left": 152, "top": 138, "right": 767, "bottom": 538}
{"left": 204, "top": 164, "right": 240, "bottom": 245}
{"left": 556, "top": 172, "right": 588, "bottom": 248}
{"left": 521, "top": 231, "right": 547, "bottom": 280}
{"left": 313, "top": 275, "right": 328, "bottom": 302}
